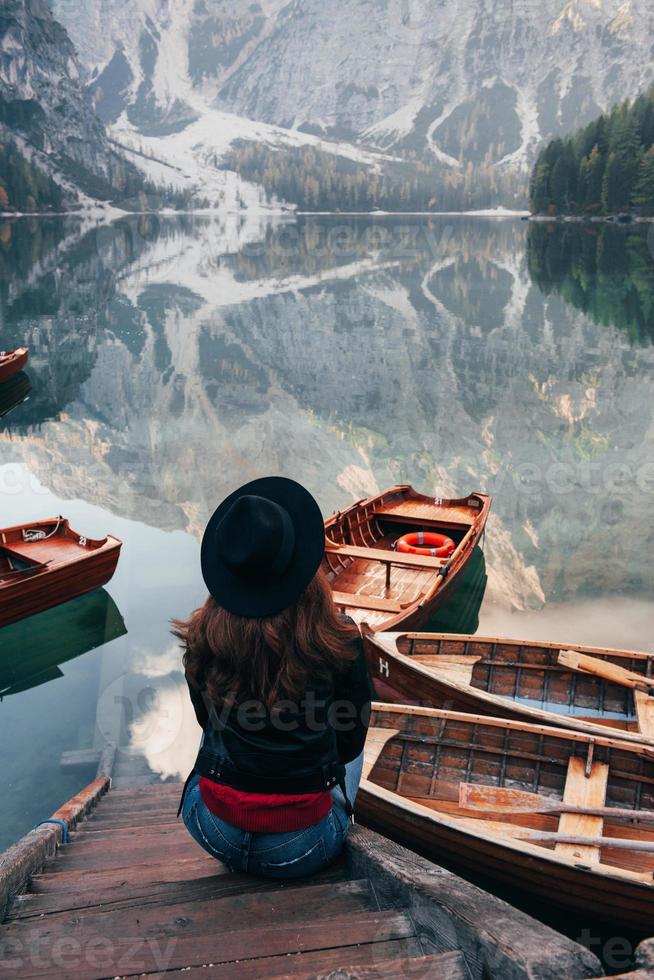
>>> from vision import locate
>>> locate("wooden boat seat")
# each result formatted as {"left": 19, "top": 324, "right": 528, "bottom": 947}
{"left": 373, "top": 500, "right": 473, "bottom": 529}
{"left": 554, "top": 756, "right": 609, "bottom": 865}
{"left": 326, "top": 543, "right": 445, "bottom": 570}
{"left": 635, "top": 691, "right": 654, "bottom": 738}
{"left": 411, "top": 654, "right": 481, "bottom": 686}
{"left": 8, "top": 538, "right": 83, "bottom": 564}
{"left": 332, "top": 591, "right": 406, "bottom": 614}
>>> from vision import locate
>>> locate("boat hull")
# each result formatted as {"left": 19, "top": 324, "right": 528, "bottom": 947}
{"left": 358, "top": 785, "right": 654, "bottom": 933}
{"left": 364, "top": 632, "right": 654, "bottom": 746}
{"left": 0, "top": 520, "right": 121, "bottom": 628}
{"left": 0, "top": 348, "right": 29, "bottom": 385}
{"left": 324, "top": 485, "right": 491, "bottom": 632}
{"left": 359, "top": 704, "right": 654, "bottom": 934}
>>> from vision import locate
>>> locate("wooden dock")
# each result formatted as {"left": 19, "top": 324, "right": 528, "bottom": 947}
{"left": 0, "top": 774, "right": 609, "bottom": 979}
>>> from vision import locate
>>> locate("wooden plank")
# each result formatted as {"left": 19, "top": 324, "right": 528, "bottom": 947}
{"left": 517, "top": 832, "right": 654, "bottom": 852}
{"left": 72, "top": 822, "right": 183, "bottom": 840}
{"left": 16, "top": 910, "right": 416, "bottom": 979}
{"left": 635, "top": 690, "right": 654, "bottom": 738}
{"left": 554, "top": 756, "right": 609, "bottom": 865}
{"left": 364, "top": 728, "right": 400, "bottom": 778}
{"left": 83, "top": 808, "right": 178, "bottom": 826}
{"left": 3, "top": 880, "right": 375, "bottom": 945}
{"left": 326, "top": 543, "right": 445, "bottom": 570}
{"left": 70, "top": 824, "right": 185, "bottom": 845}
{"left": 8, "top": 865, "right": 350, "bottom": 920}
{"left": 459, "top": 784, "right": 654, "bottom": 822}
{"left": 93, "top": 796, "right": 179, "bottom": 814}
{"left": 345, "top": 824, "right": 603, "bottom": 979}
{"left": 41, "top": 838, "right": 206, "bottom": 872}
{"left": 332, "top": 592, "right": 403, "bottom": 614}
{"left": 412, "top": 654, "right": 480, "bottom": 685}
{"left": 266, "top": 950, "right": 468, "bottom": 980}
{"left": 143, "top": 939, "right": 425, "bottom": 980}
{"left": 29, "top": 856, "right": 221, "bottom": 894}
{"left": 559, "top": 650, "right": 654, "bottom": 691}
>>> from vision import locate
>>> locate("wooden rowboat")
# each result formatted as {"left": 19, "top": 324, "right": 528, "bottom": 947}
{"left": 359, "top": 703, "right": 654, "bottom": 932}
{"left": 364, "top": 632, "right": 654, "bottom": 746}
{"left": 323, "top": 485, "right": 491, "bottom": 631}
{"left": 0, "top": 348, "right": 29, "bottom": 384}
{"left": 0, "top": 518, "right": 122, "bottom": 629}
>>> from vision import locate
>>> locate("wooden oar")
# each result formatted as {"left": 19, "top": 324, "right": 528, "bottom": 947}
{"left": 459, "top": 784, "right": 654, "bottom": 823}
{"left": 514, "top": 831, "right": 654, "bottom": 852}
{"left": 558, "top": 650, "right": 654, "bottom": 692}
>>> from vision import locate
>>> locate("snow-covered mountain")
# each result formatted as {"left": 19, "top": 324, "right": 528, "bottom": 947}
{"left": 5, "top": 1, "right": 654, "bottom": 210}
{"left": 54, "top": 0, "right": 654, "bottom": 178}
{"left": 0, "top": 0, "right": 144, "bottom": 210}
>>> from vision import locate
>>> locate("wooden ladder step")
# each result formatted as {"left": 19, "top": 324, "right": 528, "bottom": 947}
{"left": 267, "top": 949, "right": 469, "bottom": 980}
{"left": 72, "top": 821, "right": 183, "bottom": 840}
{"left": 145, "top": 939, "right": 426, "bottom": 980}
{"left": 3, "top": 879, "right": 377, "bottom": 946}
{"left": 43, "top": 836, "right": 204, "bottom": 872}
{"left": 26, "top": 855, "right": 224, "bottom": 896}
{"left": 14, "top": 910, "right": 416, "bottom": 979}
{"left": 8, "top": 863, "right": 350, "bottom": 919}
{"left": 79, "top": 811, "right": 182, "bottom": 830}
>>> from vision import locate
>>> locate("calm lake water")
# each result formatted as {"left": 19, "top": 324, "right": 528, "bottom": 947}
{"left": 1, "top": 214, "right": 654, "bottom": 855}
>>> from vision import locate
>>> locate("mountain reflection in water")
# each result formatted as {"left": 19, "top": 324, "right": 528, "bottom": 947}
{"left": 2, "top": 213, "right": 652, "bottom": 614}
{"left": 0, "top": 212, "right": 653, "bottom": 845}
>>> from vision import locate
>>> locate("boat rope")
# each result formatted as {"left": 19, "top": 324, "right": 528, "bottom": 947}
{"left": 23, "top": 517, "right": 63, "bottom": 543}
{"left": 31, "top": 818, "right": 68, "bottom": 843}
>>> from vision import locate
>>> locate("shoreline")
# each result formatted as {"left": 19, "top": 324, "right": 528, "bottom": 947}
{"left": 0, "top": 206, "right": 530, "bottom": 221}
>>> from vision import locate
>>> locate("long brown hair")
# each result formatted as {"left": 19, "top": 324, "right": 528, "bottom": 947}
{"left": 173, "top": 567, "right": 359, "bottom": 708}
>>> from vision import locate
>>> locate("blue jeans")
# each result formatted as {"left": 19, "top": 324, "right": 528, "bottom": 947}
{"left": 181, "top": 752, "right": 364, "bottom": 879}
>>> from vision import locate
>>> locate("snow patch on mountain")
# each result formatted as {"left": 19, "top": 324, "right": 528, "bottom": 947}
{"left": 110, "top": 106, "right": 405, "bottom": 211}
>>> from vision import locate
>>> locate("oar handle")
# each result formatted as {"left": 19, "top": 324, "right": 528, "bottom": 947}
{"left": 516, "top": 831, "right": 654, "bottom": 852}
{"left": 459, "top": 784, "right": 654, "bottom": 822}
{"left": 558, "top": 649, "right": 654, "bottom": 692}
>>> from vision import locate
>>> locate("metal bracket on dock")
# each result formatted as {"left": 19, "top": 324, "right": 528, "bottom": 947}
{"left": 32, "top": 819, "right": 69, "bottom": 843}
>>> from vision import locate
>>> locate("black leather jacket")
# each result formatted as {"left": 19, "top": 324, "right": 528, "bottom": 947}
{"left": 184, "top": 635, "right": 373, "bottom": 802}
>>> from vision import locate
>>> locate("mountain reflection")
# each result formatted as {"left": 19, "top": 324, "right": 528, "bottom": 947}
{"left": 1, "top": 214, "right": 653, "bottom": 615}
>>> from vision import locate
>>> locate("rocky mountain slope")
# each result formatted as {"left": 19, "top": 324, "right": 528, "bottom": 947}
{"left": 52, "top": 0, "right": 654, "bottom": 189}
{"left": 0, "top": 0, "right": 146, "bottom": 210}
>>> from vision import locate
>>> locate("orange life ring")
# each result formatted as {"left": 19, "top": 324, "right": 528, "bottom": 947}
{"left": 395, "top": 531, "right": 455, "bottom": 558}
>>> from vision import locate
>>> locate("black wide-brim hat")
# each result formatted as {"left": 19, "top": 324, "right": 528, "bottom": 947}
{"left": 201, "top": 476, "right": 325, "bottom": 618}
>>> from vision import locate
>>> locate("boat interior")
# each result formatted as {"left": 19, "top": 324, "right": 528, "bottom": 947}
{"left": 0, "top": 521, "right": 106, "bottom": 583}
{"left": 324, "top": 492, "right": 481, "bottom": 628}
{"left": 0, "top": 547, "right": 45, "bottom": 585}
{"left": 386, "top": 634, "right": 654, "bottom": 732}
{"left": 365, "top": 707, "right": 654, "bottom": 877}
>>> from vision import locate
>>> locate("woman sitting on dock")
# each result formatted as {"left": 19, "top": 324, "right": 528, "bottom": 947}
{"left": 175, "top": 477, "right": 372, "bottom": 878}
